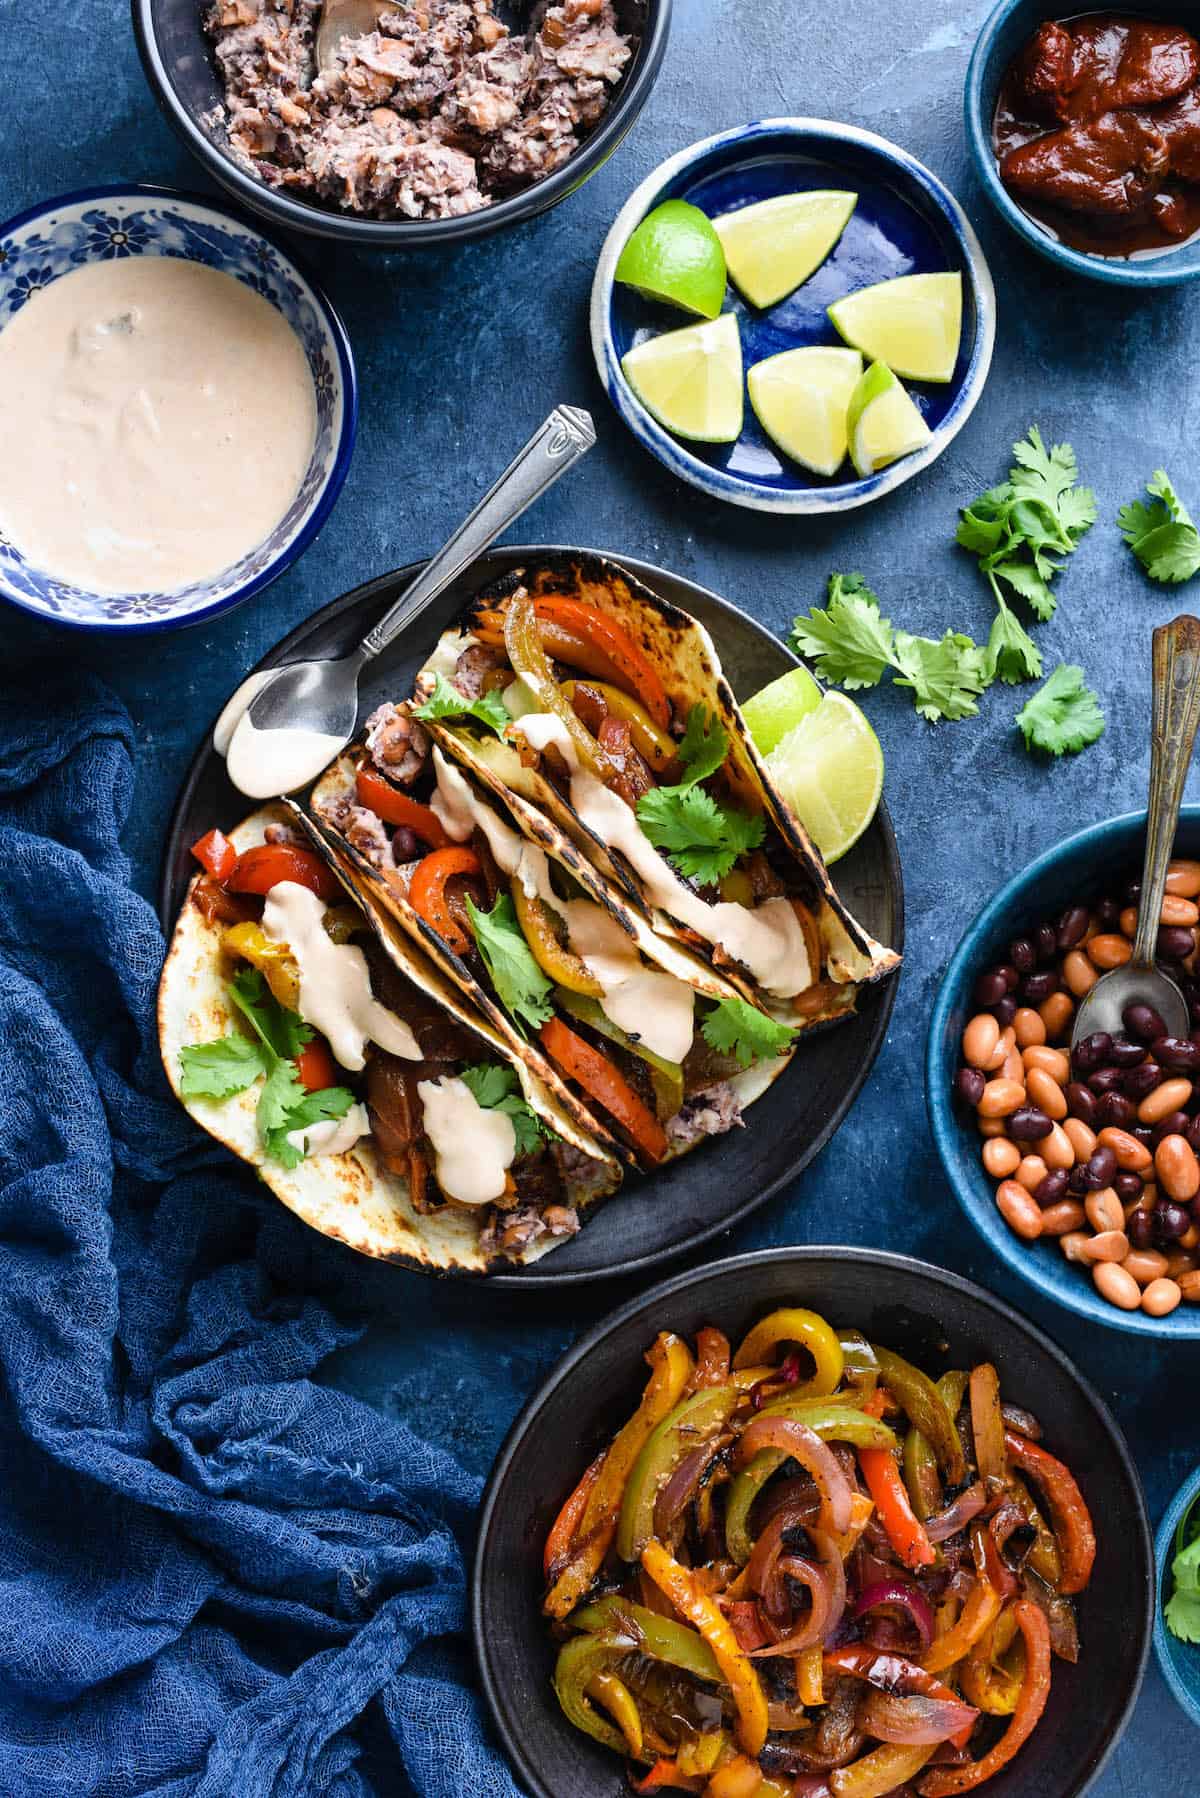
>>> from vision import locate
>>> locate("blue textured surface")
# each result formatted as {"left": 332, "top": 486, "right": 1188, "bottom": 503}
{"left": 5, "top": 0, "right": 1200, "bottom": 1788}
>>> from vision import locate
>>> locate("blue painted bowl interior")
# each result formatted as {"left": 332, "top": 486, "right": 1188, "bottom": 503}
{"left": 966, "top": 0, "right": 1200, "bottom": 286}
{"left": 1155, "top": 1465, "right": 1200, "bottom": 1729}
{"left": 0, "top": 187, "right": 354, "bottom": 630}
{"left": 928, "top": 807, "right": 1200, "bottom": 1338}
{"left": 609, "top": 127, "right": 980, "bottom": 497}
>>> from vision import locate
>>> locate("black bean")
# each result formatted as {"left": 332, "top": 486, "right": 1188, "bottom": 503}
{"left": 1085, "top": 1146, "right": 1117, "bottom": 1189}
{"left": 1152, "top": 1036, "right": 1200, "bottom": 1072}
{"left": 1133, "top": 1125, "right": 1156, "bottom": 1149}
{"left": 1114, "top": 1170, "right": 1145, "bottom": 1203}
{"left": 955, "top": 1066, "right": 986, "bottom": 1108}
{"left": 1068, "top": 1164, "right": 1092, "bottom": 1195}
{"left": 1097, "top": 1091, "right": 1135, "bottom": 1130}
{"left": 1033, "top": 1169, "right": 1070, "bottom": 1208}
{"left": 993, "top": 995, "right": 1018, "bottom": 1029}
{"left": 1124, "top": 1002, "right": 1167, "bottom": 1043}
{"left": 1122, "top": 1063, "right": 1163, "bottom": 1101}
{"left": 1009, "top": 1106, "right": 1053, "bottom": 1142}
{"left": 1057, "top": 905, "right": 1091, "bottom": 952}
{"left": 1066, "top": 1082, "right": 1098, "bottom": 1125}
{"left": 1010, "top": 937, "right": 1036, "bottom": 975}
{"left": 1021, "top": 971, "right": 1060, "bottom": 1006}
{"left": 1153, "top": 1110, "right": 1193, "bottom": 1147}
{"left": 1072, "top": 1031, "right": 1112, "bottom": 1073}
{"left": 1108, "top": 1035, "right": 1148, "bottom": 1068}
{"left": 1088, "top": 1067, "right": 1125, "bottom": 1096}
{"left": 1187, "top": 1116, "right": 1200, "bottom": 1155}
{"left": 1158, "top": 926, "right": 1196, "bottom": 962}
{"left": 1035, "top": 924, "right": 1059, "bottom": 966}
{"left": 1156, "top": 1201, "right": 1191, "bottom": 1244}
{"left": 974, "top": 970, "right": 1008, "bottom": 1008}
{"left": 997, "top": 963, "right": 1020, "bottom": 994}
{"left": 1096, "top": 898, "right": 1121, "bottom": 930}
{"left": 1127, "top": 1207, "right": 1157, "bottom": 1251}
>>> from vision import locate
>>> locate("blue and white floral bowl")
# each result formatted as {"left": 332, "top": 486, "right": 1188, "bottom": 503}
{"left": 0, "top": 185, "right": 357, "bottom": 632}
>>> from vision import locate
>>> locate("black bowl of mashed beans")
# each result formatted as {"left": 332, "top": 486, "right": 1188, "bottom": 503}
{"left": 133, "top": 0, "right": 671, "bottom": 245}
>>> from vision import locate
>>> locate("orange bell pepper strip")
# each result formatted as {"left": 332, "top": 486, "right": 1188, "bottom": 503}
{"left": 407, "top": 846, "right": 483, "bottom": 955}
{"left": 543, "top": 1331, "right": 693, "bottom": 1619}
{"left": 922, "top": 1578, "right": 1004, "bottom": 1674}
{"left": 918, "top": 1601, "right": 1051, "bottom": 1795}
{"left": 796, "top": 1642, "right": 824, "bottom": 1706}
{"left": 227, "top": 843, "right": 341, "bottom": 903}
{"left": 531, "top": 594, "right": 672, "bottom": 729}
{"left": 830, "top": 1744, "right": 936, "bottom": 1798}
{"left": 858, "top": 1441, "right": 936, "bottom": 1571}
{"left": 354, "top": 766, "right": 450, "bottom": 847}
{"left": 190, "top": 828, "right": 237, "bottom": 882}
{"left": 641, "top": 1538, "right": 769, "bottom": 1757}
{"left": 543, "top": 1448, "right": 605, "bottom": 1579}
{"left": 1002, "top": 1430, "right": 1096, "bottom": 1595}
{"left": 691, "top": 1326, "right": 732, "bottom": 1390}
{"left": 703, "top": 1757, "right": 762, "bottom": 1798}
{"left": 539, "top": 1016, "right": 669, "bottom": 1166}
{"left": 632, "top": 1761, "right": 704, "bottom": 1794}
{"left": 295, "top": 1036, "right": 337, "bottom": 1094}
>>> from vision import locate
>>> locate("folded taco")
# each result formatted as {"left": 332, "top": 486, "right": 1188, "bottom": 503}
{"left": 158, "top": 808, "right": 621, "bottom": 1273}
{"left": 306, "top": 738, "right": 805, "bottom": 1172}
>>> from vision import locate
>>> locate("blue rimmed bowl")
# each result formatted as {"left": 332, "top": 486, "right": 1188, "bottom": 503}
{"left": 0, "top": 184, "right": 357, "bottom": 632}
{"left": 590, "top": 119, "right": 996, "bottom": 514}
{"left": 1155, "top": 1463, "right": 1200, "bottom": 1728}
{"left": 966, "top": 0, "right": 1200, "bottom": 289}
{"left": 928, "top": 808, "right": 1200, "bottom": 1339}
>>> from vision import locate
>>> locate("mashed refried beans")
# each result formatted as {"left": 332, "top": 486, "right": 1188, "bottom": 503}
{"left": 204, "top": 0, "right": 634, "bottom": 220}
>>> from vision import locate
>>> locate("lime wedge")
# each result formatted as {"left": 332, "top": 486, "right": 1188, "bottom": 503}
{"left": 765, "top": 691, "right": 884, "bottom": 864}
{"left": 714, "top": 191, "right": 857, "bottom": 308}
{"left": 741, "top": 665, "right": 823, "bottom": 756}
{"left": 747, "top": 346, "right": 862, "bottom": 477}
{"left": 615, "top": 199, "right": 727, "bottom": 320}
{"left": 847, "top": 361, "right": 932, "bottom": 479}
{"left": 621, "top": 312, "right": 744, "bottom": 444}
{"left": 828, "top": 271, "right": 962, "bottom": 384}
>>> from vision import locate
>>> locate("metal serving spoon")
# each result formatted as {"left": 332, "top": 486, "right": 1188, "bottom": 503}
{"left": 315, "top": 0, "right": 392, "bottom": 76}
{"left": 1072, "top": 615, "right": 1200, "bottom": 1047}
{"left": 218, "top": 403, "right": 596, "bottom": 800}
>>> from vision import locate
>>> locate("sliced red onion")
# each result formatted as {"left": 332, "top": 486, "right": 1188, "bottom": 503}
{"left": 925, "top": 1481, "right": 987, "bottom": 1543}
{"left": 1001, "top": 1401, "right": 1042, "bottom": 1440}
{"left": 851, "top": 1577, "right": 935, "bottom": 1651}
{"left": 750, "top": 1554, "right": 832, "bottom": 1657}
{"left": 750, "top": 1349, "right": 803, "bottom": 1410}
{"left": 860, "top": 1688, "right": 979, "bottom": 1747}
{"left": 1022, "top": 1569, "right": 1080, "bottom": 1663}
{"left": 652, "top": 1439, "right": 722, "bottom": 1539}
{"left": 738, "top": 1415, "right": 853, "bottom": 1536}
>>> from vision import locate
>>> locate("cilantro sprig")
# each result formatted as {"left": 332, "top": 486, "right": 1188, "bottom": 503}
{"left": 1119, "top": 470, "right": 1200, "bottom": 586}
{"left": 465, "top": 892, "right": 555, "bottom": 1033}
{"left": 635, "top": 705, "right": 764, "bottom": 886}
{"left": 414, "top": 673, "right": 510, "bottom": 739}
{"left": 1015, "top": 664, "right": 1105, "bottom": 757}
{"left": 460, "top": 1063, "right": 554, "bottom": 1156}
{"left": 1166, "top": 1495, "right": 1200, "bottom": 1646}
{"left": 791, "top": 574, "right": 990, "bottom": 723}
{"left": 179, "top": 968, "right": 355, "bottom": 1170}
{"left": 958, "top": 426, "right": 1097, "bottom": 624}
{"left": 701, "top": 997, "right": 797, "bottom": 1069}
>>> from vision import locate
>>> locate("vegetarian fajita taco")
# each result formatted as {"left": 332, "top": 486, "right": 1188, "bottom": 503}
{"left": 305, "top": 739, "right": 805, "bottom": 1172}
{"left": 158, "top": 808, "right": 622, "bottom": 1272}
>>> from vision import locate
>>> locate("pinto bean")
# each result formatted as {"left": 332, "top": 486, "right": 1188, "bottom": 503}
{"left": 1138, "top": 1078, "right": 1194, "bottom": 1124}
{"left": 1155, "top": 1134, "right": 1200, "bottom": 1202}
{"left": 1039, "top": 992, "right": 1075, "bottom": 1039}
{"left": 1142, "top": 1278, "right": 1182, "bottom": 1317}
{"left": 1089, "top": 934, "right": 1133, "bottom": 970}
{"left": 982, "top": 1137, "right": 1021, "bottom": 1179}
{"left": 979, "top": 1078, "right": 1026, "bottom": 1118}
{"left": 1062, "top": 950, "right": 1098, "bottom": 998}
{"left": 1013, "top": 1007, "right": 1047, "bottom": 1048}
{"left": 963, "top": 1014, "right": 1001, "bottom": 1069}
{"left": 1025, "top": 1066, "right": 1067, "bottom": 1120}
{"left": 1063, "top": 1118, "right": 1098, "bottom": 1161}
{"left": 1023, "top": 1045, "right": 1070, "bottom": 1082}
{"left": 1093, "top": 1261, "right": 1141, "bottom": 1309}
{"left": 1085, "top": 1187, "right": 1124, "bottom": 1234}
{"left": 1036, "top": 1124, "right": 1075, "bottom": 1170}
{"left": 1082, "top": 1229, "right": 1130, "bottom": 1263}
{"left": 996, "top": 1181, "right": 1043, "bottom": 1240}
{"left": 1097, "top": 1126, "right": 1154, "bottom": 1172}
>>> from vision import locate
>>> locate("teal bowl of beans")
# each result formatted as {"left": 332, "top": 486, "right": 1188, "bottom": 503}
{"left": 927, "top": 807, "right": 1200, "bottom": 1338}
{"left": 1154, "top": 1463, "right": 1200, "bottom": 1728}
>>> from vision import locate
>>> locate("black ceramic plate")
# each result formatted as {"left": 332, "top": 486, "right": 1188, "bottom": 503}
{"left": 161, "top": 548, "right": 903, "bottom": 1285}
{"left": 473, "top": 1248, "right": 1152, "bottom": 1798}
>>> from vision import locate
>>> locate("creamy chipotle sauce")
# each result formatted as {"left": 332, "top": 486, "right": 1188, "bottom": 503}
{"left": 0, "top": 257, "right": 316, "bottom": 593}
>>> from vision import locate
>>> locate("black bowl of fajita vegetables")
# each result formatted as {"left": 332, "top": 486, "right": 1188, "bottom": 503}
{"left": 473, "top": 1249, "right": 1152, "bottom": 1798}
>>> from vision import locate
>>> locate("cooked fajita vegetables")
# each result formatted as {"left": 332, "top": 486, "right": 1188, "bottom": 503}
{"left": 158, "top": 808, "right": 621, "bottom": 1272}
{"left": 542, "top": 1309, "right": 1094, "bottom": 1794}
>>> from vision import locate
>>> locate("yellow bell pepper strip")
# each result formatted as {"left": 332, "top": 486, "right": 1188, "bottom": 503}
{"left": 543, "top": 1332, "right": 693, "bottom": 1620}
{"left": 725, "top": 1406, "right": 897, "bottom": 1565}
{"left": 960, "top": 1609, "right": 1024, "bottom": 1716}
{"left": 503, "top": 591, "right": 620, "bottom": 781}
{"left": 1002, "top": 1430, "right": 1096, "bottom": 1596}
{"left": 553, "top": 1633, "right": 636, "bottom": 1757}
{"left": 618, "top": 1387, "right": 739, "bottom": 1561}
{"left": 222, "top": 922, "right": 301, "bottom": 1012}
{"left": 571, "top": 1595, "right": 723, "bottom": 1683}
{"left": 560, "top": 678, "right": 681, "bottom": 777}
{"left": 544, "top": 1448, "right": 606, "bottom": 1579}
{"left": 732, "top": 1309, "right": 845, "bottom": 1397}
{"left": 796, "top": 1642, "right": 824, "bottom": 1706}
{"left": 510, "top": 878, "right": 603, "bottom": 996}
{"left": 586, "top": 1669, "right": 644, "bottom": 1758}
{"left": 829, "top": 1744, "right": 936, "bottom": 1798}
{"left": 554, "top": 988, "right": 685, "bottom": 1123}
{"left": 921, "top": 1579, "right": 1004, "bottom": 1674}
{"left": 1008, "top": 1475, "right": 1063, "bottom": 1590}
{"left": 918, "top": 1601, "right": 1051, "bottom": 1795}
{"left": 872, "top": 1348, "right": 967, "bottom": 1486}
{"left": 640, "top": 1539, "right": 769, "bottom": 1757}
{"left": 969, "top": 1364, "right": 1007, "bottom": 1489}
{"left": 679, "top": 1731, "right": 729, "bottom": 1778}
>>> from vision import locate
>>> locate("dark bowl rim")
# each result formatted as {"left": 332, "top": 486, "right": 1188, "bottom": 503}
{"left": 130, "top": 0, "right": 674, "bottom": 247}
{"left": 926, "top": 804, "right": 1200, "bottom": 1338}
{"left": 0, "top": 180, "right": 358, "bottom": 635}
{"left": 472, "top": 1243, "right": 1154, "bottom": 1798}
{"left": 963, "top": 0, "right": 1200, "bottom": 289}
{"left": 1153, "top": 1461, "right": 1200, "bottom": 1729}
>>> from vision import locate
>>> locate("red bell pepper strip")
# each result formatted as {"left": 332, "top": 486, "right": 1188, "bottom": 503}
{"left": 407, "top": 846, "right": 483, "bottom": 956}
{"left": 543, "top": 1448, "right": 605, "bottom": 1579}
{"left": 858, "top": 1395, "right": 936, "bottom": 1571}
{"left": 1002, "top": 1430, "right": 1096, "bottom": 1595}
{"left": 539, "top": 1017, "right": 669, "bottom": 1166}
{"left": 295, "top": 1036, "right": 337, "bottom": 1094}
{"left": 631, "top": 1761, "right": 704, "bottom": 1794}
{"left": 190, "top": 828, "right": 237, "bottom": 883}
{"left": 918, "top": 1601, "right": 1051, "bottom": 1795}
{"left": 355, "top": 766, "right": 450, "bottom": 847}
{"left": 227, "top": 843, "right": 341, "bottom": 903}
{"left": 532, "top": 595, "right": 672, "bottom": 729}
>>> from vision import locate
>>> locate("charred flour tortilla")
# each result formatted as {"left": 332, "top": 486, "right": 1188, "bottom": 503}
{"left": 158, "top": 805, "right": 620, "bottom": 1275}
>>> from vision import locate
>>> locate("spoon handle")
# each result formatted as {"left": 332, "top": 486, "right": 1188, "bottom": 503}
{"left": 1135, "top": 614, "right": 1200, "bottom": 968}
{"left": 359, "top": 405, "right": 596, "bottom": 661}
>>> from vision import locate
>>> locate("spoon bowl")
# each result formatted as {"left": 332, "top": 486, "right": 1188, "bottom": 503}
{"left": 1071, "top": 961, "right": 1189, "bottom": 1045}
{"left": 315, "top": 0, "right": 393, "bottom": 77}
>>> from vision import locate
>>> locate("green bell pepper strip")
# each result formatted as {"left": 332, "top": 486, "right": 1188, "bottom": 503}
{"left": 553, "top": 1633, "right": 635, "bottom": 1756}
{"left": 725, "top": 1405, "right": 897, "bottom": 1565}
{"left": 555, "top": 987, "right": 685, "bottom": 1122}
{"left": 616, "top": 1386, "right": 737, "bottom": 1562}
{"left": 873, "top": 1347, "right": 967, "bottom": 1485}
{"left": 571, "top": 1595, "right": 723, "bottom": 1684}
{"left": 903, "top": 1426, "right": 942, "bottom": 1523}
{"left": 838, "top": 1329, "right": 880, "bottom": 1400}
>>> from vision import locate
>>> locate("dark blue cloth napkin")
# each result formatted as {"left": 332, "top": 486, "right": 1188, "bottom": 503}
{"left": 0, "top": 680, "right": 524, "bottom": 1798}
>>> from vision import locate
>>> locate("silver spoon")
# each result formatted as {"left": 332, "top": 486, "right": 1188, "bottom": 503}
{"left": 220, "top": 403, "right": 596, "bottom": 800}
{"left": 1072, "top": 615, "right": 1200, "bottom": 1047}
{"left": 315, "top": 0, "right": 391, "bottom": 76}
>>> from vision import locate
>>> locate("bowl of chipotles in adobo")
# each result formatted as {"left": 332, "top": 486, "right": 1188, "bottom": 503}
{"left": 473, "top": 1248, "right": 1152, "bottom": 1798}
{"left": 966, "top": 3, "right": 1200, "bottom": 284}
{"left": 929, "top": 806, "right": 1200, "bottom": 1337}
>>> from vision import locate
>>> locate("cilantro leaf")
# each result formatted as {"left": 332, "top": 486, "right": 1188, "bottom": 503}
{"left": 675, "top": 705, "right": 730, "bottom": 789}
{"left": 414, "top": 673, "right": 511, "bottom": 738}
{"left": 636, "top": 785, "right": 765, "bottom": 887}
{"left": 227, "top": 967, "right": 311, "bottom": 1063}
{"left": 989, "top": 558, "right": 1057, "bottom": 622}
{"left": 256, "top": 1055, "right": 308, "bottom": 1139}
{"left": 955, "top": 486, "right": 1013, "bottom": 558}
{"left": 1167, "top": 1506, "right": 1200, "bottom": 1643}
{"left": 460, "top": 1062, "right": 552, "bottom": 1157}
{"left": 1119, "top": 469, "right": 1200, "bottom": 585}
{"left": 1015, "top": 664, "right": 1105, "bottom": 757}
{"left": 1165, "top": 1586, "right": 1200, "bottom": 1644}
{"left": 985, "top": 597, "right": 1043, "bottom": 686}
{"left": 701, "top": 997, "right": 797, "bottom": 1070}
{"left": 265, "top": 1086, "right": 357, "bottom": 1170}
{"left": 789, "top": 574, "right": 895, "bottom": 690}
{"left": 179, "top": 1033, "right": 268, "bottom": 1100}
{"left": 892, "top": 630, "right": 989, "bottom": 723}
{"left": 465, "top": 893, "right": 555, "bottom": 1032}
{"left": 1009, "top": 427, "right": 1097, "bottom": 544}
